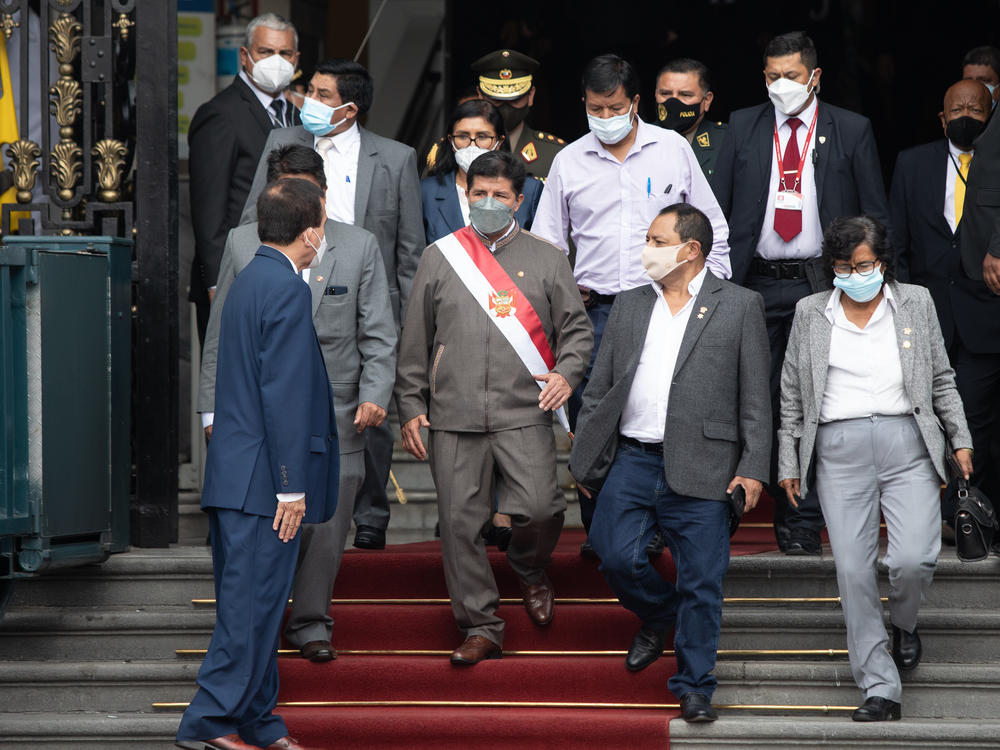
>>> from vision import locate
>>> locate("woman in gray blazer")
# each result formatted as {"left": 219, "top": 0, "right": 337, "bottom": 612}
{"left": 777, "top": 216, "right": 973, "bottom": 722}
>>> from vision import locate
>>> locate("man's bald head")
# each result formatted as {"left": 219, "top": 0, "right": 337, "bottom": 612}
{"left": 941, "top": 79, "right": 991, "bottom": 149}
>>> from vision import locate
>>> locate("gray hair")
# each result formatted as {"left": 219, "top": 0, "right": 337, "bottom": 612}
{"left": 245, "top": 12, "right": 298, "bottom": 51}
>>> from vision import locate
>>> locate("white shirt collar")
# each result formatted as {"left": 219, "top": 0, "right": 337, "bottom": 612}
{"left": 263, "top": 244, "right": 299, "bottom": 273}
{"left": 314, "top": 121, "right": 360, "bottom": 152}
{"left": 824, "top": 282, "right": 896, "bottom": 323}
{"left": 651, "top": 265, "right": 708, "bottom": 299}
{"left": 948, "top": 139, "right": 974, "bottom": 160}
{"left": 774, "top": 93, "right": 819, "bottom": 129}
{"left": 473, "top": 218, "right": 518, "bottom": 253}
{"left": 238, "top": 69, "right": 280, "bottom": 109}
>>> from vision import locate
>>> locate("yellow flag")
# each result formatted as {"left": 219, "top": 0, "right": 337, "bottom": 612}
{"left": 1, "top": 33, "right": 27, "bottom": 232}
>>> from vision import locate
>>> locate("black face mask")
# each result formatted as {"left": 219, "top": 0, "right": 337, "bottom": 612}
{"left": 946, "top": 116, "right": 987, "bottom": 151}
{"left": 496, "top": 102, "right": 531, "bottom": 132}
{"left": 656, "top": 97, "right": 702, "bottom": 133}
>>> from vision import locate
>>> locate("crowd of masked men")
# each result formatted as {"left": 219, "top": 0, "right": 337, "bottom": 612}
{"left": 173, "top": 13, "right": 1000, "bottom": 750}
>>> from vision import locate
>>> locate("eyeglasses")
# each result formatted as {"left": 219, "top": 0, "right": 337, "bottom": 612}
{"left": 832, "top": 260, "right": 879, "bottom": 278}
{"left": 449, "top": 133, "right": 498, "bottom": 149}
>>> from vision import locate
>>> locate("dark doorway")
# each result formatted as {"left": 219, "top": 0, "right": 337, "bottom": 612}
{"left": 448, "top": 0, "right": 1000, "bottom": 181}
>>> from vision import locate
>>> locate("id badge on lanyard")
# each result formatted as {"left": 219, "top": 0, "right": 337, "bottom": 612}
{"left": 773, "top": 109, "right": 818, "bottom": 214}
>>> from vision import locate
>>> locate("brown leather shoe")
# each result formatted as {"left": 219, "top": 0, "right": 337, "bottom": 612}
{"left": 265, "top": 737, "right": 318, "bottom": 750}
{"left": 450, "top": 635, "right": 502, "bottom": 665}
{"left": 519, "top": 573, "right": 554, "bottom": 626}
{"left": 301, "top": 640, "right": 336, "bottom": 662}
{"left": 176, "top": 735, "right": 255, "bottom": 750}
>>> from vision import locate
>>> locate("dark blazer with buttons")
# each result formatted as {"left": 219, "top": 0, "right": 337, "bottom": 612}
{"left": 419, "top": 171, "right": 544, "bottom": 246}
{"left": 891, "top": 139, "right": 1000, "bottom": 353}
{"left": 961, "top": 102, "right": 1000, "bottom": 280}
{"left": 187, "top": 76, "right": 296, "bottom": 302}
{"left": 711, "top": 100, "right": 892, "bottom": 284}
{"left": 568, "top": 271, "right": 772, "bottom": 501}
{"left": 201, "top": 245, "right": 339, "bottom": 524}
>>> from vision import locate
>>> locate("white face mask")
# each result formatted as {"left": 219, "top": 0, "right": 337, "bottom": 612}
{"left": 453, "top": 144, "right": 495, "bottom": 173}
{"left": 247, "top": 52, "right": 295, "bottom": 94}
{"left": 587, "top": 102, "right": 635, "bottom": 145}
{"left": 641, "top": 241, "right": 690, "bottom": 281}
{"left": 305, "top": 227, "right": 325, "bottom": 269}
{"left": 766, "top": 69, "right": 816, "bottom": 116}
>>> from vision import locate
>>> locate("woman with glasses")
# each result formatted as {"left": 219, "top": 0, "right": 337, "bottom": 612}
{"left": 777, "top": 215, "right": 973, "bottom": 722}
{"left": 421, "top": 99, "right": 543, "bottom": 246}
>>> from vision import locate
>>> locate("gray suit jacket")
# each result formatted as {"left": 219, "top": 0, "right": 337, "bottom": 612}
{"left": 777, "top": 282, "right": 973, "bottom": 494}
{"left": 239, "top": 125, "right": 423, "bottom": 325}
{"left": 198, "top": 220, "right": 397, "bottom": 454}
{"left": 569, "top": 271, "right": 772, "bottom": 502}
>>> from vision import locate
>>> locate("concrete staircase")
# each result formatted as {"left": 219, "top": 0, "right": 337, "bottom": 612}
{"left": 3, "top": 433, "right": 1000, "bottom": 748}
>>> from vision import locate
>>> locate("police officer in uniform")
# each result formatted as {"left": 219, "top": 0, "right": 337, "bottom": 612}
{"left": 427, "top": 49, "right": 566, "bottom": 180}
{"left": 653, "top": 58, "right": 728, "bottom": 179}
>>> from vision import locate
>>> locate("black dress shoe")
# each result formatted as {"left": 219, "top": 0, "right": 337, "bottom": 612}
{"left": 301, "top": 640, "right": 336, "bottom": 663}
{"left": 580, "top": 538, "right": 598, "bottom": 559}
{"left": 785, "top": 532, "right": 821, "bottom": 556}
{"left": 680, "top": 692, "right": 718, "bottom": 722}
{"left": 353, "top": 524, "right": 386, "bottom": 550}
{"left": 774, "top": 523, "right": 791, "bottom": 552}
{"left": 852, "top": 696, "right": 901, "bottom": 721}
{"left": 892, "top": 625, "right": 921, "bottom": 671}
{"left": 625, "top": 625, "right": 670, "bottom": 672}
{"left": 646, "top": 530, "right": 665, "bottom": 557}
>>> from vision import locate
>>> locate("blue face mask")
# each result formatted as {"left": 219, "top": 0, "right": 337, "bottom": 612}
{"left": 587, "top": 102, "right": 635, "bottom": 145}
{"left": 833, "top": 264, "right": 884, "bottom": 303}
{"left": 300, "top": 97, "right": 354, "bottom": 136}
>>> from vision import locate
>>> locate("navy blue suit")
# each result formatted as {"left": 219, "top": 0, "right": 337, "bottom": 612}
{"left": 177, "top": 245, "right": 339, "bottom": 748}
{"left": 420, "top": 171, "right": 544, "bottom": 246}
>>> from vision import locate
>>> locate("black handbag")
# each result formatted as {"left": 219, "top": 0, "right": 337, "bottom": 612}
{"left": 949, "top": 456, "right": 998, "bottom": 562}
{"left": 955, "top": 482, "right": 997, "bottom": 562}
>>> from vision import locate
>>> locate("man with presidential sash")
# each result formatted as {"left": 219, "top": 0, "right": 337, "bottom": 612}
{"left": 395, "top": 151, "right": 593, "bottom": 665}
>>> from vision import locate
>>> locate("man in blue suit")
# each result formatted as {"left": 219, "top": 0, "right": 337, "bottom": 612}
{"left": 177, "top": 178, "right": 339, "bottom": 750}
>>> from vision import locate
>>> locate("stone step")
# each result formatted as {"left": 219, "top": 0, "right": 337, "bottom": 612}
{"left": 8, "top": 547, "right": 997, "bottom": 610}
{"left": 0, "top": 712, "right": 179, "bottom": 749}
{"left": 0, "top": 661, "right": 199, "bottom": 713}
{"left": 3, "top": 604, "right": 998, "bottom": 663}
{"left": 667, "top": 716, "right": 1000, "bottom": 749}
{"left": 713, "top": 661, "right": 1000, "bottom": 720}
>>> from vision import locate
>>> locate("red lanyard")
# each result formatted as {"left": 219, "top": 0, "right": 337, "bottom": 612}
{"left": 773, "top": 106, "right": 819, "bottom": 193}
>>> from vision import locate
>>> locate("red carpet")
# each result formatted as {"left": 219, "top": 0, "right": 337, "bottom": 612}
{"left": 272, "top": 493, "right": 782, "bottom": 748}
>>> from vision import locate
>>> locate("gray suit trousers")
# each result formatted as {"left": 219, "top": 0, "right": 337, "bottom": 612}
{"left": 284, "top": 449, "right": 365, "bottom": 647}
{"left": 815, "top": 414, "right": 941, "bottom": 702}
{"left": 429, "top": 426, "right": 566, "bottom": 647}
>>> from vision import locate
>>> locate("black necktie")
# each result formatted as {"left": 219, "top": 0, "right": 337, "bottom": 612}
{"left": 269, "top": 98, "right": 286, "bottom": 128}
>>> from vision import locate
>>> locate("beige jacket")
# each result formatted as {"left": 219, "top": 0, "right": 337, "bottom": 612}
{"left": 395, "top": 224, "right": 593, "bottom": 432}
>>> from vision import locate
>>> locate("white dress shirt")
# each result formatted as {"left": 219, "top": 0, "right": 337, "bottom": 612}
{"left": 456, "top": 180, "right": 471, "bottom": 226}
{"left": 315, "top": 122, "right": 361, "bottom": 225}
{"left": 755, "top": 96, "right": 824, "bottom": 260}
{"left": 944, "top": 140, "right": 974, "bottom": 234}
{"left": 531, "top": 119, "right": 731, "bottom": 293}
{"left": 620, "top": 267, "right": 708, "bottom": 442}
{"left": 819, "top": 285, "right": 912, "bottom": 423}
{"left": 238, "top": 70, "right": 285, "bottom": 123}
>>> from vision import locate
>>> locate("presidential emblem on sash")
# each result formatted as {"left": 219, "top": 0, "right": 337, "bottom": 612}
{"left": 488, "top": 290, "right": 516, "bottom": 318}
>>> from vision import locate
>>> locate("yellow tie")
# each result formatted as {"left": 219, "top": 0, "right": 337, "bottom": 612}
{"left": 955, "top": 152, "right": 972, "bottom": 225}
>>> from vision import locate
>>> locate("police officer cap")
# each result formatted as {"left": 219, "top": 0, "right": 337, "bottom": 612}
{"left": 472, "top": 49, "right": 539, "bottom": 100}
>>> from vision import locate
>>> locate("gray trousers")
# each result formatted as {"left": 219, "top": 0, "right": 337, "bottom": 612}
{"left": 429, "top": 426, "right": 566, "bottom": 647}
{"left": 815, "top": 414, "right": 941, "bottom": 702}
{"left": 284, "top": 449, "right": 365, "bottom": 647}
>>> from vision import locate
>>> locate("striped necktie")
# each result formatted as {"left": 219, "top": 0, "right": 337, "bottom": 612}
{"left": 269, "top": 98, "right": 287, "bottom": 128}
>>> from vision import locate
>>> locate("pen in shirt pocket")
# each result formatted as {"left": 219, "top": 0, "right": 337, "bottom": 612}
{"left": 646, "top": 177, "right": 652, "bottom": 198}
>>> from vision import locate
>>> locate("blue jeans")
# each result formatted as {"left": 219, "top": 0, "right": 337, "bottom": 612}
{"left": 590, "top": 443, "right": 730, "bottom": 699}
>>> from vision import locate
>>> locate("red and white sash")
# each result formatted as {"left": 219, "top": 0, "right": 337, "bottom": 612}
{"left": 436, "top": 226, "right": 570, "bottom": 430}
